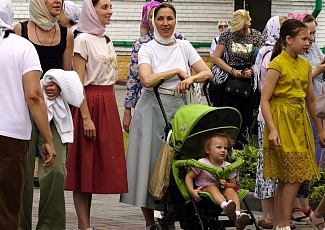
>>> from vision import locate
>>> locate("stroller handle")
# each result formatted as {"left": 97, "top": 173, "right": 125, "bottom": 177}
{"left": 202, "top": 78, "right": 212, "bottom": 106}
{"left": 153, "top": 79, "right": 172, "bottom": 140}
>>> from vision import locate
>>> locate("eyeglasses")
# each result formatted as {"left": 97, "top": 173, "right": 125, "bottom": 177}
{"left": 218, "top": 25, "right": 228, "bottom": 29}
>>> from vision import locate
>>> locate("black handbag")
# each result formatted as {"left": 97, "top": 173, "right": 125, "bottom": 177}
{"left": 225, "top": 79, "right": 251, "bottom": 97}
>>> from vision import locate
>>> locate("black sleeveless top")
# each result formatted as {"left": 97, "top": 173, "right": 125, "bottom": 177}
{"left": 20, "top": 21, "right": 67, "bottom": 77}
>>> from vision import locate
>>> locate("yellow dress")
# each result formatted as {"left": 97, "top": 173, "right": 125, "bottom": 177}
{"left": 263, "top": 50, "right": 320, "bottom": 183}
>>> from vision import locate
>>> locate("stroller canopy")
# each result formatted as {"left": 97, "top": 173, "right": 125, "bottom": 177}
{"left": 170, "top": 104, "right": 242, "bottom": 158}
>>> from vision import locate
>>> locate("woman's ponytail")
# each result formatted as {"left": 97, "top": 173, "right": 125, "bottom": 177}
{"left": 270, "top": 38, "right": 283, "bottom": 61}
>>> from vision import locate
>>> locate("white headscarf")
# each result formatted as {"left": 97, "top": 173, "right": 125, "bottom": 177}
{"left": 254, "top": 15, "right": 281, "bottom": 89}
{"left": 64, "top": 1, "right": 80, "bottom": 24}
{"left": 29, "top": 0, "right": 59, "bottom": 31}
{"left": 0, "top": 0, "right": 13, "bottom": 44}
{"left": 152, "top": 4, "right": 177, "bottom": 45}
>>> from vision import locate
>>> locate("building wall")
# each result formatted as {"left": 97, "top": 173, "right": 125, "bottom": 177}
{"left": 11, "top": 0, "right": 325, "bottom": 80}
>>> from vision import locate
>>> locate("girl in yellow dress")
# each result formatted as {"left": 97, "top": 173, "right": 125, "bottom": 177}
{"left": 261, "top": 19, "right": 325, "bottom": 230}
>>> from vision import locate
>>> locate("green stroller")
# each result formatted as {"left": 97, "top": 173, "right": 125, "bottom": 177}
{"left": 151, "top": 84, "right": 258, "bottom": 230}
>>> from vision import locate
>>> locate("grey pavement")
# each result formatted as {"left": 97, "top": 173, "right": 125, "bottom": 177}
{"left": 31, "top": 85, "right": 312, "bottom": 230}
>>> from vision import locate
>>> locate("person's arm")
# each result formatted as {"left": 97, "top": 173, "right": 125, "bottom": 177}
{"left": 13, "top": 23, "right": 22, "bottom": 36}
{"left": 185, "top": 170, "right": 202, "bottom": 202}
{"left": 305, "top": 71, "right": 325, "bottom": 147}
{"left": 62, "top": 28, "right": 74, "bottom": 71}
{"left": 176, "top": 59, "right": 212, "bottom": 95}
{"left": 139, "top": 63, "right": 186, "bottom": 88}
{"left": 311, "top": 58, "right": 325, "bottom": 79}
{"left": 23, "top": 70, "right": 56, "bottom": 168}
{"left": 123, "top": 40, "right": 142, "bottom": 132}
{"left": 210, "top": 38, "right": 217, "bottom": 57}
{"left": 213, "top": 43, "right": 244, "bottom": 78}
{"left": 260, "top": 68, "right": 281, "bottom": 146}
{"left": 73, "top": 53, "right": 96, "bottom": 141}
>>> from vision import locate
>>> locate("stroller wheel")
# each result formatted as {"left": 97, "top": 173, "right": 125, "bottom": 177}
{"left": 150, "top": 223, "right": 162, "bottom": 230}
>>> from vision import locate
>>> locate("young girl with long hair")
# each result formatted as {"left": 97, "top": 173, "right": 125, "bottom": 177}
{"left": 261, "top": 19, "right": 325, "bottom": 230}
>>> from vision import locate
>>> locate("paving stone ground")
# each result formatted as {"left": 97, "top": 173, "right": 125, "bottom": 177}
{"left": 30, "top": 85, "right": 312, "bottom": 230}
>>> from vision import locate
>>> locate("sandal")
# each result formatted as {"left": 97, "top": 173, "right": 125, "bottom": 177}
{"left": 290, "top": 221, "right": 296, "bottom": 229}
{"left": 306, "top": 212, "right": 325, "bottom": 230}
{"left": 291, "top": 207, "right": 307, "bottom": 222}
{"left": 304, "top": 207, "right": 313, "bottom": 217}
{"left": 261, "top": 221, "right": 273, "bottom": 229}
{"left": 224, "top": 200, "right": 236, "bottom": 221}
{"left": 258, "top": 219, "right": 265, "bottom": 226}
{"left": 235, "top": 213, "right": 249, "bottom": 230}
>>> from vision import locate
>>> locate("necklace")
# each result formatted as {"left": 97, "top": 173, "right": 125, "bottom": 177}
{"left": 34, "top": 23, "right": 57, "bottom": 46}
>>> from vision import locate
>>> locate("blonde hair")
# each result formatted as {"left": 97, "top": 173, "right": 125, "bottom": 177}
{"left": 231, "top": 9, "right": 251, "bottom": 32}
{"left": 279, "top": 16, "right": 287, "bottom": 26}
{"left": 218, "top": 20, "right": 228, "bottom": 27}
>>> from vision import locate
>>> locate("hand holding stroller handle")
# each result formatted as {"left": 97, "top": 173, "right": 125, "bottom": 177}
{"left": 153, "top": 79, "right": 165, "bottom": 92}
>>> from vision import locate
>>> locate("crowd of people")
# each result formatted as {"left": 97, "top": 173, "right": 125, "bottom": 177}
{"left": 2, "top": 0, "right": 325, "bottom": 229}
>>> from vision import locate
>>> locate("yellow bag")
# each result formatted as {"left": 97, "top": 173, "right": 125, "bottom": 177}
{"left": 148, "top": 141, "right": 175, "bottom": 200}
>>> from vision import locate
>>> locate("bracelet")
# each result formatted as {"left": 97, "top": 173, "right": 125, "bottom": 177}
{"left": 230, "top": 68, "right": 235, "bottom": 75}
{"left": 250, "top": 67, "right": 254, "bottom": 75}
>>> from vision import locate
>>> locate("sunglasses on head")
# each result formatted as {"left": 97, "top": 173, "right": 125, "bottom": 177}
{"left": 218, "top": 25, "right": 228, "bottom": 29}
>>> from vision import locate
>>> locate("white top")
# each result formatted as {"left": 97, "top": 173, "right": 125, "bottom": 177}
{"left": 138, "top": 39, "right": 201, "bottom": 91}
{"left": 74, "top": 33, "right": 118, "bottom": 86}
{"left": 192, "top": 157, "right": 237, "bottom": 188}
{"left": 0, "top": 33, "right": 42, "bottom": 140}
{"left": 210, "top": 36, "right": 219, "bottom": 56}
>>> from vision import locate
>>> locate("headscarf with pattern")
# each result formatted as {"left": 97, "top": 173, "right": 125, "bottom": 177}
{"left": 254, "top": 15, "right": 281, "bottom": 88}
{"left": 140, "top": 1, "right": 160, "bottom": 36}
{"left": 76, "top": 0, "right": 105, "bottom": 36}
{"left": 29, "top": 0, "right": 60, "bottom": 30}
{"left": 0, "top": 0, "right": 13, "bottom": 44}
{"left": 288, "top": 12, "right": 309, "bottom": 21}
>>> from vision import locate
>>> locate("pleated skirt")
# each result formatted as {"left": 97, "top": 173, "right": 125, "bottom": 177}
{"left": 65, "top": 85, "right": 128, "bottom": 194}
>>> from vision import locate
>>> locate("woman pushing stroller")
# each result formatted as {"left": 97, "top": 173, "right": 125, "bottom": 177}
{"left": 185, "top": 133, "right": 249, "bottom": 230}
{"left": 120, "top": 3, "right": 212, "bottom": 230}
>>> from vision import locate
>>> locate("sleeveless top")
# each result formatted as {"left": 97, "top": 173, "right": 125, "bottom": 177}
{"left": 20, "top": 21, "right": 67, "bottom": 77}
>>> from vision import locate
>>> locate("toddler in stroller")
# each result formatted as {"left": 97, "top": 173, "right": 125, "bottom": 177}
{"left": 185, "top": 132, "right": 249, "bottom": 230}
{"left": 148, "top": 97, "right": 257, "bottom": 230}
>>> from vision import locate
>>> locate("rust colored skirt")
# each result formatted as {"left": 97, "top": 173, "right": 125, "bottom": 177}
{"left": 65, "top": 85, "right": 128, "bottom": 194}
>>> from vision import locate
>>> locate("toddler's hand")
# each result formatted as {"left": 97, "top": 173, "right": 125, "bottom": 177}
{"left": 189, "top": 189, "right": 202, "bottom": 203}
{"left": 219, "top": 179, "right": 227, "bottom": 188}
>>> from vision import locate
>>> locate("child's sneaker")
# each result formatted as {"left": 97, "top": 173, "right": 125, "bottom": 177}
{"left": 224, "top": 200, "right": 236, "bottom": 221}
{"left": 236, "top": 213, "right": 249, "bottom": 230}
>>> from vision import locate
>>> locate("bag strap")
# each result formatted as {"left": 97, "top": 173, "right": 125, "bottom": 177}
{"left": 214, "top": 37, "right": 218, "bottom": 45}
{"left": 177, "top": 39, "right": 191, "bottom": 75}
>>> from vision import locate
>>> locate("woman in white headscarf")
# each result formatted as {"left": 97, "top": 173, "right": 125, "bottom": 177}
{"left": 120, "top": 3, "right": 212, "bottom": 230}
{"left": 13, "top": 0, "right": 73, "bottom": 229}
{"left": 64, "top": 0, "right": 128, "bottom": 229}
{"left": 59, "top": 1, "right": 80, "bottom": 34}
{"left": 0, "top": 0, "right": 55, "bottom": 229}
